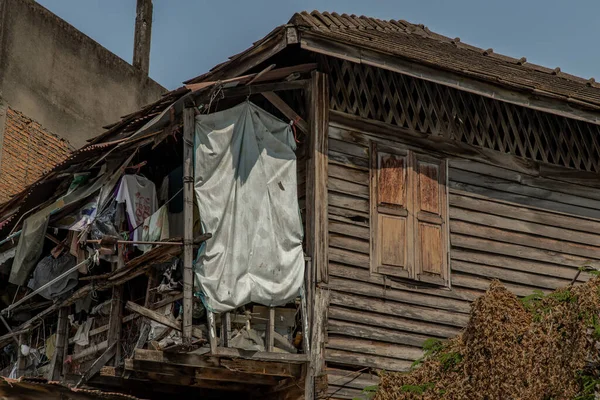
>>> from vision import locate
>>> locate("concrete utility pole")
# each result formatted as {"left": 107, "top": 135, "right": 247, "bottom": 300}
{"left": 133, "top": 0, "right": 152, "bottom": 76}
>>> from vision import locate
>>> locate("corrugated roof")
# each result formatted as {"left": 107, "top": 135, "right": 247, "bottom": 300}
{"left": 290, "top": 11, "right": 600, "bottom": 110}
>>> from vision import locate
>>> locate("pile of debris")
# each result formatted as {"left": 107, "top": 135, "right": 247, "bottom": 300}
{"left": 375, "top": 278, "right": 600, "bottom": 400}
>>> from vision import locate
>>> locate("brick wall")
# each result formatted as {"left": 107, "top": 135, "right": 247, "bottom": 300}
{"left": 0, "top": 107, "right": 73, "bottom": 203}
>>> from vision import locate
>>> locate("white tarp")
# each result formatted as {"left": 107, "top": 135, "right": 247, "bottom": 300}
{"left": 193, "top": 101, "right": 304, "bottom": 313}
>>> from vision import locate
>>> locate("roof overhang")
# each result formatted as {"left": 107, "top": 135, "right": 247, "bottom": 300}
{"left": 299, "top": 30, "right": 600, "bottom": 127}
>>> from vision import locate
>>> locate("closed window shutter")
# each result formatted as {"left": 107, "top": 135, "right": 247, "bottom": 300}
{"left": 414, "top": 156, "right": 448, "bottom": 285}
{"left": 371, "top": 145, "right": 413, "bottom": 278}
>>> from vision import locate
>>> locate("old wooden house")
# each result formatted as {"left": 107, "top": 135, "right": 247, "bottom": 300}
{"left": 0, "top": 10, "right": 599, "bottom": 400}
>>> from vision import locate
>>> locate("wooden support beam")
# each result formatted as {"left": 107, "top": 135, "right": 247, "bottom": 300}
{"left": 306, "top": 287, "right": 330, "bottom": 400}
{"left": 220, "top": 312, "right": 231, "bottom": 348}
{"left": 107, "top": 285, "right": 124, "bottom": 366}
{"left": 207, "top": 311, "right": 217, "bottom": 354}
{"left": 152, "top": 292, "right": 183, "bottom": 310}
{"left": 304, "top": 69, "right": 330, "bottom": 400}
{"left": 47, "top": 307, "right": 68, "bottom": 380}
{"left": 262, "top": 91, "right": 308, "bottom": 133}
{"left": 0, "top": 315, "right": 24, "bottom": 345}
{"left": 17, "top": 333, "right": 26, "bottom": 378}
{"left": 72, "top": 341, "right": 109, "bottom": 362}
{"left": 134, "top": 270, "right": 158, "bottom": 350}
{"left": 76, "top": 342, "right": 117, "bottom": 387}
{"left": 125, "top": 301, "right": 204, "bottom": 339}
{"left": 182, "top": 107, "right": 195, "bottom": 344}
{"left": 133, "top": 348, "right": 304, "bottom": 378}
{"left": 307, "top": 70, "right": 330, "bottom": 285}
{"left": 266, "top": 307, "right": 275, "bottom": 352}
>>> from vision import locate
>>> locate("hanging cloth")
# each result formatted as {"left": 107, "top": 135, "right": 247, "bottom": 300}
{"left": 194, "top": 101, "right": 304, "bottom": 313}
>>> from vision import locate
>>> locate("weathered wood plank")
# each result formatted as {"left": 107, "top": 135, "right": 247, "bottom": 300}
{"left": 451, "top": 249, "right": 589, "bottom": 283}
{"left": 451, "top": 220, "right": 600, "bottom": 260}
{"left": 328, "top": 262, "right": 480, "bottom": 302}
{"left": 329, "top": 220, "right": 370, "bottom": 240}
{"left": 450, "top": 207, "right": 600, "bottom": 247}
{"left": 329, "top": 233, "right": 370, "bottom": 255}
{"left": 449, "top": 191, "right": 600, "bottom": 235}
{"left": 450, "top": 176, "right": 600, "bottom": 220}
{"left": 451, "top": 259, "right": 576, "bottom": 290}
{"left": 328, "top": 192, "right": 369, "bottom": 213}
{"left": 329, "top": 306, "right": 460, "bottom": 339}
{"left": 328, "top": 177, "right": 369, "bottom": 199}
{"left": 328, "top": 276, "right": 471, "bottom": 314}
{"left": 125, "top": 301, "right": 204, "bottom": 339}
{"left": 328, "top": 163, "right": 369, "bottom": 185}
{"left": 326, "top": 349, "right": 412, "bottom": 372}
{"left": 450, "top": 159, "right": 600, "bottom": 202}
{"left": 328, "top": 319, "right": 429, "bottom": 348}
{"left": 327, "top": 336, "right": 423, "bottom": 361}
{"left": 451, "top": 234, "right": 599, "bottom": 268}
{"left": 329, "top": 151, "right": 369, "bottom": 170}
{"left": 329, "top": 291, "right": 469, "bottom": 327}
{"left": 329, "top": 247, "right": 370, "bottom": 268}
{"left": 450, "top": 272, "right": 552, "bottom": 297}
{"left": 329, "top": 137, "right": 369, "bottom": 158}
{"left": 450, "top": 168, "right": 600, "bottom": 211}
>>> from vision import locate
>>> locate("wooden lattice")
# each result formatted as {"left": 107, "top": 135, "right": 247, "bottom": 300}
{"left": 324, "top": 57, "right": 600, "bottom": 173}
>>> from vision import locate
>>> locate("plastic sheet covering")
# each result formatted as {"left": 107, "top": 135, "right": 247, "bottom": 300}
{"left": 194, "top": 101, "right": 304, "bottom": 313}
{"left": 27, "top": 254, "right": 78, "bottom": 300}
{"left": 9, "top": 214, "right": 49, "bottom": 285}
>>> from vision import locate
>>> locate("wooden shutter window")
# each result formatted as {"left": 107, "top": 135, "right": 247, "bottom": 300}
{"left": 371, "top": 143, "right": 449, "bottom": 286}
{"left": 414, "top": 156, "right": 448, "bottom": 285}
{"left": 371, "top": 146, "right": 412, "bottom": 278}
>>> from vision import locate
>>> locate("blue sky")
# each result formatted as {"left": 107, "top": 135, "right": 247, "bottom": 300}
{"left": 37, "top": 0, "right": 599, "bottom": 90}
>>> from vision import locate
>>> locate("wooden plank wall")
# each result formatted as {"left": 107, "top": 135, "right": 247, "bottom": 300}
{"left": 325, "top": 121, "right": 600, "bottom": 399}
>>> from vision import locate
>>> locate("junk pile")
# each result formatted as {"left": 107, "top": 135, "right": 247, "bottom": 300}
{"left": 375, "top": 278, "right": 600, "bottom": 400}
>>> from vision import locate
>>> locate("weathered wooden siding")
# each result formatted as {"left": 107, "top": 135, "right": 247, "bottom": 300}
{"left": 325, "top": 117, "right": 600, "bottom": 398}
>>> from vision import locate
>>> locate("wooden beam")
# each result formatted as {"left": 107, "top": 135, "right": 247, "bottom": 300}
{"left": 133, "top": 348, "right": 305, "bottom": 375}
{"left": 266, "top": 307, "right": 275, "bottom": 352}
{"left": 220, "top": 312, "right": 231, "bottom": 348}
{"left": 207, "top": 311, "right": 217, "bottom": 354}
{"left": 307, "top": 70, "right": 330, "bottom": 285}
{"left": 107, "top": 285, "right": 124, "bottom": 366}
{"left": 17, "top": 333, "right": 26, "bottom": 378}
{"left": 262, "top": 91, "right": 308, "bottom": 133}
{"left": 47, "top": 307, "right": 68, "bottom": 380}
{"left": 306, "top": 287, "right": 330, "bottom": 400}
{"left": 195, "top": 367, "right": 281, "bottom": 386}
{"left": 182, "top": 107, "right": 195, "bottom": 344}
{"left": 220, "top": 79, "right": 309, "bottom": 99}
{"left": 134, "top": 270, "right": 159, "bottom": 351}
{"left": 76, "top": 342, "right": 117, "bottom": 387}
{"left": 125, "top": 301, "right": 204, "bottom": 339}
{"left": 152, "top": 292, "right": 183, "bottom": 310}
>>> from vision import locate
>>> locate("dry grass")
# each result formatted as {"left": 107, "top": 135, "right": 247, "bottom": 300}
{"left": 374, "top": 279, "right": 600, "bottom": 400}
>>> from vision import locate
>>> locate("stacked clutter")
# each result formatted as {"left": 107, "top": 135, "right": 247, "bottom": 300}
{"left": 375, "top": 279, "right": 600, "bottom": 400}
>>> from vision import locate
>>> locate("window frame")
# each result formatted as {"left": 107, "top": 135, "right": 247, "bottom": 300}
{"left": 369, "top": 141, "right": 450, "bottom": 287}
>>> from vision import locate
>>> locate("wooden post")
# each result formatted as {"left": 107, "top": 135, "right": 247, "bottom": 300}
{"left": 134, "top": 270, "right": 158, "bottom": 349}
{"left": 47, "top": 307, "right": 68, "bottom": 380}
{"left": 305, "top": 70, "right": 330, "bottom": 398}
{"left": 307, "top": 70, "right": 329, "bottom": 285}
{"left": 16, "top": 333, "right": 26, "bottom": 378}
{"left": 182, "top": 108, "right": 195, "bottom": 344}
{"left": 107, "top": 286, "right": 123, "bottom": 366}
{"left": 207, "top": 311, "right": 217, "bottom": 354}
{"left": 266, "top": 307, "right": 275, "bottom": 352}
{"left": 220, "top": 313, "right": 231, "bottom": 348}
